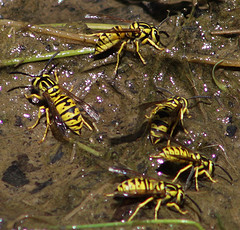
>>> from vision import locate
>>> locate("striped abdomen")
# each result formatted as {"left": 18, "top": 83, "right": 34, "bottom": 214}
{"left": 150, "top": 116, "right": 170, "bottom": 144}
{"left": 51, "top": 93, "right": 87, "bottom": 135}
{"left": 95, "top": 26, "right": 126, "bottom": 55}
{"left": 117, "top": 177, "right": 165, "bottom": 195}
{"left": 160, "top": 146, "right": 196, "bottom": 163}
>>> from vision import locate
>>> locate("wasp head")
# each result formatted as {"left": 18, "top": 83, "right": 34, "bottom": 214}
{"left": 32, "top": 74, "right": 56, "bottom": 92}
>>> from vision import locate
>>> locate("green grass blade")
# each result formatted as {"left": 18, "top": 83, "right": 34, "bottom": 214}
{"left": 0, "top": 49, "right": 95, "bottom": 68}
{"left": 212, "top": 60, "right": 228, "bottom": 92}
{"left": 47, "top": 219, "right": 205, "bottom": 230}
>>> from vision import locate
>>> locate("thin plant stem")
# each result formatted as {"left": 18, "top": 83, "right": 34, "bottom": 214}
{"left": 186, "top": 54, "right": 240, "bottom": 67}
{"left": 0, "top": 19, "right": 97, "bottom": 44}
{"left": 211, "top": 30, "right": 240, "bottom": 35}
{"left": 47, "top": 219, "right": 205, "bottom": 230}
{"left": 73, "top": 140, "right": 102, "bottom": 157}
{"left": 0, "top": 49, "right": 94, "bottom": 68}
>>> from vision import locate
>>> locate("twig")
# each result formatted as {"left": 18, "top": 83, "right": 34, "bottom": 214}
{"left": 186, "top": 54, "right": 240, "bottom": 67}
{"left": 211, "top": 30, "right": 240, "bottom": 35}
{"left": 0, "top": 19, "right": 97, "bottom": 44}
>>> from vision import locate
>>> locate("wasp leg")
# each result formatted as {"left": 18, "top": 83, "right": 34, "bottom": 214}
{"left": 180, "top": 111, "right": 190, "bottom": 135}
{"left": 199, "top": 169, "right": 217, "bottom": 183}
{"left": 128, "top": 196, "right": 154, "bottom": 222}
{"left": 194, "top": 167, "right": 200, "bottom": 191}
{"left": 166, "top": 137, "right": 171, "bottom": 147}
{"left": 82, "top": 117, "right": 93, "bottom": 131}
{"left": 69, "top": 86, "right": 74, "bottom": 92}
{"left": 54, "top": 71, "right": 73, "bottom": 92}
{"left": 134, "top": 40, "right": 146, "bottom": 65}
{"left": 25, "top": 94, "right": 45, "bottom": 130}
{"left": 146, "top": 38, "right": 164, "bottom": 51}
{"left": 167, "top": 109, "right": 184, "bottom": 146}
{"left": 179, "top": 109, "right": 191, "bottom": 138}
{"left": 166, "top": 202, "right": 188, "bottom": 214}
{"left": 39, "top": 107, "right": 50, "bottom": 143}
{"left": 27, "top": 106, "right": 46, "bottom": 130}
{"left": 54, "top": 71, "right": 59, "bottom": 83}
{"left": 167, "top": 120, "right": 178, "bottom": 146}
{"left": 114, "top": 41, "right": 127, "bottom": 75}
{"left": 25, "top": 93, "right": 43, "bottom": 101}
{"left": 154, "top": 199, "right": 162, "bottom": 220}
{"left": 195, "top": 167, "right": 217, "bottom": 191}
{"left": 172, "top": 164, "right": 193, "bottom": 183}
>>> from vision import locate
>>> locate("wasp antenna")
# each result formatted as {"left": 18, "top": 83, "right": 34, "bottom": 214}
{"left": 10, "top": 71, "right": 34, "bottom": 78}
{"left": 155, "top": 87, "right": 173, "bottom": 96}
{"left": 215, "top": 164, "right": 233, "bottom": 181}
{"left": 47, "top": 63, "right": 59, "bottom": 75}
{"left": 188, "top": 95, "right": 212, "bottom": 100}
{"left": 188, "top": 95, "right": 212, "bottom": 109}
{"left": 40, "top": 51, "right": 60, "bottom": 75}
{"left": 159, "top": 30, "right": 170, "bottom": 38}
{"left": 7, "top": 85, "right": 32, "bottom": 92}
{"left": 185, "top": 194, "right": 202, "bottom": 213}
{"left": 157, "top": 12, "right": 170, "bottom": 28}
{"left": 184, "top": 165, "right": 195, "bottom": 190}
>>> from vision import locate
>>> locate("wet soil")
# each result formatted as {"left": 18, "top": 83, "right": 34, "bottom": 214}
{"left": 0, "top": 0, "right": 240, "bottom": 229}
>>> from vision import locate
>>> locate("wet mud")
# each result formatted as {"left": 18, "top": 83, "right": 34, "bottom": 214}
{"left": 0, "top": 0, "right": 240, "bottom": 229}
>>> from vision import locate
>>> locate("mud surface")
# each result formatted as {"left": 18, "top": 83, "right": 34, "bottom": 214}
{"left": 0, "top": 0, "right": 240, "bottom": 229}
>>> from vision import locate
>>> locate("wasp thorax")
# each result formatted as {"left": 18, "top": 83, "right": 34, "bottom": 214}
{"left": 32, "top": 75, "right": 56, "bottom": 92}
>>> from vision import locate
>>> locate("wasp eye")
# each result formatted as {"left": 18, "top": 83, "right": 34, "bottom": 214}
{"left": 153, "top": 30, "right": 159, "bottom": 41}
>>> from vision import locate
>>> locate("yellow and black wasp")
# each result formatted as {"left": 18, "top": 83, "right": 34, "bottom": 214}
{"left": 94, "top": 21, "right": 169, "bottom": 74}
{"left": 8, "top": 52, "right": 99, "bottom": 143}
{"left": 150, "top": 146, "right": 233, "bottom": 191}
{"left": 106, "top": 166, "right": 201, "bottom": 221}
{"left": 141, "top": 94, "right": 212, "bottom": 146}
{"left": 141, "top": 96, "right": 190, "bottom": 146}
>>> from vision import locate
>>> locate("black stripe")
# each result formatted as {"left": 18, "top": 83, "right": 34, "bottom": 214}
{"left": 55, "top": 96, "right": 70, "bottom": 107}
{"left": 67, "top": 120, "right": 82, "bottom": 128}
{"left": 153, "top": 119, "right": 169, "bottom": 127}
{"left": 60, "top": 106, "right": 76, "bottom": 116}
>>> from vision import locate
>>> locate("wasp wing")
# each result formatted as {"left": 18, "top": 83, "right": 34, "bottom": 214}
{"left": 94, "top": 27, "right": 140, "bottom": 35}
{"left": 110, "top": 189, "right": 165, "bottom": 198}
{"left": 42, "top": 92, "right": 69, "bottom": 142}
{"left": 138, "top": 99, "right": 168, "bottom": 111}
{"left": 108, "top": 166, "right": 168, "bottom": 180}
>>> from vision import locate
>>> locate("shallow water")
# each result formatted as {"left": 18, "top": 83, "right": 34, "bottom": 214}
{"left": 0, "top": 0, "right": 240, "bottom": 229}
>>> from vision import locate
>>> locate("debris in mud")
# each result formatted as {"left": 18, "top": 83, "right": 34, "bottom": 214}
{"left": 30, "top": 178, "right": 53, "bottom": 194}
{"left": 2, "top": 161, "right": 29, "bottom": 187}
{"left": 226, "top": 125, "right": 237, "bottom": 138}
{"left": 17, "top": 154, "right": 40, "bottom": 172}
{"left": 50, "top": 145, "right": 64, "bottom": 164}
{"left": 2, "top": 154, "right": 40, "bottom": 187}
{"left": 14, "top": 115, "right": 24, "bottom": 127}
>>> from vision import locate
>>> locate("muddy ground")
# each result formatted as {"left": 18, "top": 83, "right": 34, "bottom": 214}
{"left": 0, "top": 0, "right": 239, "bottom": 229}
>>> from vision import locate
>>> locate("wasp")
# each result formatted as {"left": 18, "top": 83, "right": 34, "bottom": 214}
{"left": 142, "top": 94, "right": 212, "bottom": 146}
{"left": 106, "top": 166, "right": 201, "bottom": 221}
{"left": 8, "top": 52, "right": 99, "bottom": 143}
{"left": 94, "top": 21, "right": 168, "bottom": 74}
{"left": 150, "top": 146, "right": 233, "bottom": 191}
{"left": 142, "top": 96, "right": 190, "bottom": 146}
